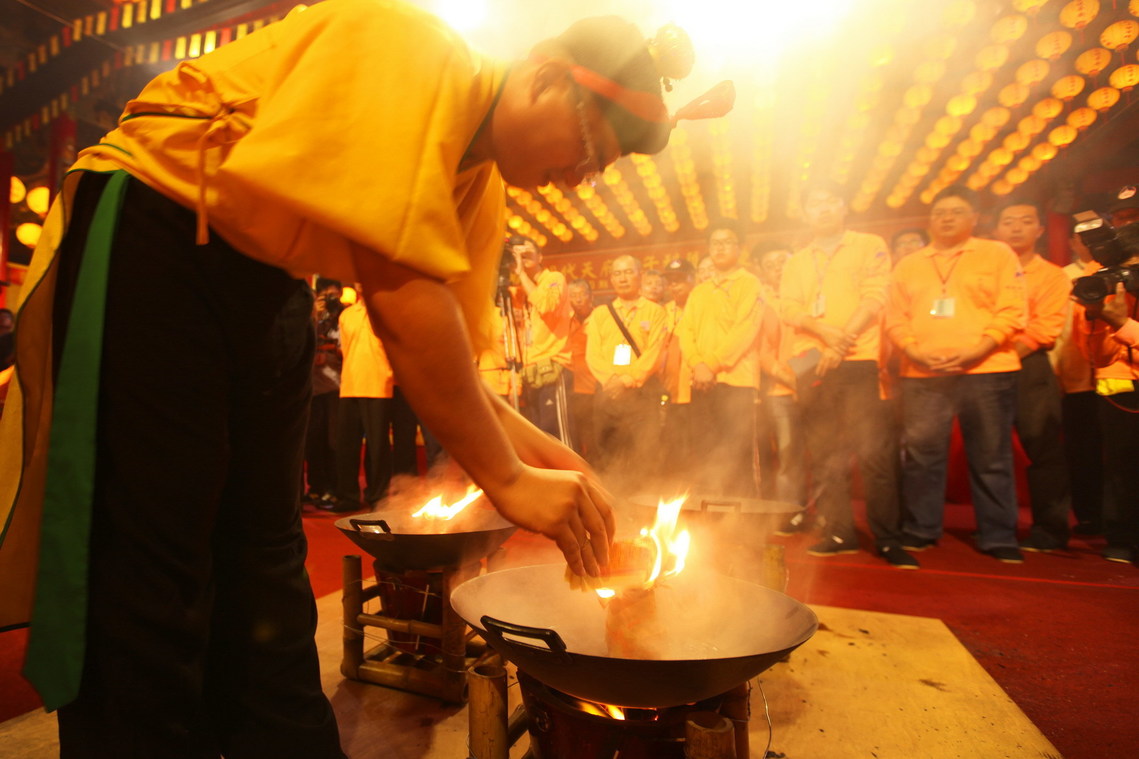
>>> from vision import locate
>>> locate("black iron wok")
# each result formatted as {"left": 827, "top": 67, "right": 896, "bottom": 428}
{"left": 335, "top": 508, "right": 516, "bottom": 572}
{"left": 450, "top": 564, "right": 817, "bottom": 707}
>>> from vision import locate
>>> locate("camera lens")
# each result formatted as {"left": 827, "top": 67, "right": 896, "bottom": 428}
{"left": 1072, "top": 275, "right": 1110, "bottom": 302}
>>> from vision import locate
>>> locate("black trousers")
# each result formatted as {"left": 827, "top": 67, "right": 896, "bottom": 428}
{"left": 1099, "top": 391, "right": 1139, "bottom": 550}
{"left": 1062, "top": 390, "right": 1105, "bottom": 528}
{"left": 799, "top": 361, "right": 902, "bottom": 547}
{"left": 1014, "top": 351, "right": 1071, "bottom": 544}
{"left": 304, "top": 391, "right": 339, "bottom": 496}
{"left": 54, "top": 174, "right": 343, "bottom": 758}
{"left": 336, "top": 391, "right": 419, "bottom": 503}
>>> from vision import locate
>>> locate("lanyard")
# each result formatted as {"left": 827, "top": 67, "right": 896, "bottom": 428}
{"left": 930, "top": 250, "right": 964, "bottom": 296}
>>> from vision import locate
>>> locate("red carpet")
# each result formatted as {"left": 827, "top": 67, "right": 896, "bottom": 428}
{"left": 3, "top": 501, "right": 1137, "bottom": 759}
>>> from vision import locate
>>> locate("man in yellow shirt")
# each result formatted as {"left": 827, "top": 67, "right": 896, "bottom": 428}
{"left": 586, "top": 255, "right": 668, "bottom": 474}
{"left": 992, "top": 200, "right": 1071, "bottom": 552}
{"left": 887, "top": 185, "right": 1027, "bottom": 564}
{"left": 679, "top": 220, "right": 763, "bottom": 497}
{"left": 513, "top": 234, "right": 574, "bottom": 443}
{"left": 660, "top": 258, "right": 696, "bottom": 484}
{"left": 781, "top": 184, "right": 912, "bottom": 567}
{"left": 567, "top": 279, "right": 597, "bottom": 461}
{"left": 0, "top": 3, "right": 703, "bottom": 753}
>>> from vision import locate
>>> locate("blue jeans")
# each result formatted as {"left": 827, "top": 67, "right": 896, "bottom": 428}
{"left": 900, "top": 372, "right": 1019, "bottom": 550}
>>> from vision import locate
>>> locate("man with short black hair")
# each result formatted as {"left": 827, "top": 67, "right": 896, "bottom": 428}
{"left": 887, "top": 185, "right": 1028, "bottom": 564}
{"left": 891, "top": 227, "right": 930, "bottom": 267}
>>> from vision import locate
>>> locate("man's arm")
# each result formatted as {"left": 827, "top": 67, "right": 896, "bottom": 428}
{"left": 353, "top": 248, "right": 613, "bottom": 575}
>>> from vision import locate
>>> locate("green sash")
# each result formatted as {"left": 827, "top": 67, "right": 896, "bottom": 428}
{"left": 23, "top": 170, "right": 129, "bottom": 711}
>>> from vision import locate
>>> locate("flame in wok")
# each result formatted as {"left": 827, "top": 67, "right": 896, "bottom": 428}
{"left": 410, "top": 485, "right": 483, "bottom": 520}
{"left": 593, "top": 495, "right": 690, "bottom": 598}
{"left": 574, "top": 698, "right": 627, "bottom": 720}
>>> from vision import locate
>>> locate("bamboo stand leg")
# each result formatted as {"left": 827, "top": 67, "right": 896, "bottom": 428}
{"left": 722, "top": 682, "right": 751, "bottom": 759}
{"left": 685, "top": 712, "right": 736, "bottom": 759}
{"left": 468, "top": 663, "right": 509, "bottom": 759}
{"left": 342, "top": 555, "right": 364, "bottom": 679}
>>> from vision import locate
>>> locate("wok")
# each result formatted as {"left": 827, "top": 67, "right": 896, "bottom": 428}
{"left": 335, "top": 508, "right": 516, "bottom": 572}
{"left": 451, "top": 564, "right": 817, "bottom": 708}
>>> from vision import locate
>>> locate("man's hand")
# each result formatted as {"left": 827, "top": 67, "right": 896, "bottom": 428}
{"left": 816, "top": 347, "right": 843, "bottom": 377}
{"left": 769, "top": 361, "right": 797, "bottom": 393}
{"left": 812, "top": 322, "right": 848, "bottom": 353}
{"left": 692, "top": 362, "right": 716, "bottom": 391}
{"left": 1081, "top": 283, "right": 1132, "bottom": 329}
{"left": 927, "top": 336, "right": 998, "bottom": 373}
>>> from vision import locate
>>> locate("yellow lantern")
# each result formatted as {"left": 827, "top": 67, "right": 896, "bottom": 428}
{"left": 1013, "top": 0, "right": 1049, "bottom": 15}
{"left": 999, "top": 82, "right": 1031, "bottom": 108}
{"left": 976, "top": 45, "right": 1010, "bottom": 71}
{"left": 1037, "top": 31, "right": 1074, "bottom": 61}
{"left": 1068, "top": 107, "right": 1098, "bottom": 129}
{"left": 886, "top": 195, "right": 906, "bottom": 210}
{"left": 1101, "top": 20, "right": 1139, "bottom": 51}
{"left": 983, "top": 106, "right": 1012, "bottom": 128}
{"left": 958, "top": 138, "right": 984, "bottom": 157}
{"left": 1018, "top": 114, "right": 1048, "bottom": 135}
{"left": 1016, "top": 59, "right": 1051, "bottom": 86}
{"left": 1003, "top": 132, "right": 1030, "bottom": 152}
{"left": 1049, "top": 124, "right": 1078, "bottom": 147}
{"left": 934, "top": 115, "right": 963, "bottom": 135}
{"left": 946, "top": 94, "right": 977, "bottom": 117}
{"left": 990, "top": 147, "right": 1015, "bottom": 167}
{"left": 10, "top": 176, "right": 26, "bottom": 205}
{"left": 1132, "top": 0, "right": 1139, "bottom": 18}
{"left": 904, "top": 84, "right": 934, "bottom": 108}
{"left": 1019, "top": 155, "right": 1043, "bottom": 172}
{"left": 925, "top": 132, "right": 951, "bottom": 149}
{"left": 970, "top": 123, "right": 997, "bottom": 142}
{"left": 966, "top": 175, "right": 988, "bottom": 191}
{"left": 992, "top": 179, "right": 1015, "bottom": 196}
{"left": 1032, "top": 98, "right": 1064, "bottom": 119}
{"left": 916, "top": 146, "right": 941, "bottom": 164}
{"left": 1087, "top": 85, "right": 1121, "bottom": 110}
{"left": 1006, "top": 167, "right": 1030, "bottom": 185}
{"left": 946, "top": 155, "right": 971, "bottom": 172}
{"left": 1060, "top": 0, "right": 1099, "bottom": 31}
{"left": 1033, "top": 142, "right": 1059, "bottom": 161}
{"left": 26, "top": 186, "right": 50, "bottom": 216}
{"left": 991, "top": 15, "right": 1029, "bottom": 44}
{"left": 961, "top": 71, "right": 994, "bottom": 95}
{"left": 1052, "top": 75, "right": 1087, "bottom": 101}
{"left": 1110, "top": 64, "right": 1139, "bottom": 91}
{"left": 1076, "top": 48, "right": 1113, "bottom": 77}
{"left": 16, "top": 222, "right": 42, "bottom": 248}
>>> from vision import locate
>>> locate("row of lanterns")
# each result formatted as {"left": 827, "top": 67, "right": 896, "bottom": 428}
{"left": 11, "top": 177, "right": 50, "bottom": 249}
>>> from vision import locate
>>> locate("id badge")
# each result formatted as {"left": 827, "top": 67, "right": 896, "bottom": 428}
{"left": 930, "top": 297, "right": 956, "bottom": 318}
{"left": 811, "top": 293, "right": 826, "bottom": 318}
{"left": 613, "top": 343, "right": 633, "bottom": 366}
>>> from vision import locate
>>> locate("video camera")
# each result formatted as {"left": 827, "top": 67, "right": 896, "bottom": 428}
{"left": 1070, "top": 210, "right": 1139, "bottom": 302}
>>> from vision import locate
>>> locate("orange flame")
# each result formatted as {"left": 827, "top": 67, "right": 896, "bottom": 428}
{"left": 574, "top": 699, "right": 627, "bottom": 720}
{"left": 410, "top": 485, "right": 483, "bottom": 520}
{"left": 594, "top": 494, "right": 690, "bottom": 599}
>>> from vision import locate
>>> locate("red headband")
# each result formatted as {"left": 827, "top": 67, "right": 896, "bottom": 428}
{"left": 569, "top": 65, "right": 670, "bottom": 124}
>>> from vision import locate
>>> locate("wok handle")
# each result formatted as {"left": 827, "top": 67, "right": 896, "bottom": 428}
{"left": 700, "top": 498, "right": 742, "bottom": 513}
{"left": 348, "top": 518, "right": 394, "bottom": 539}
{"left": 480, "top": 616, "right": 572, "bottom": 662}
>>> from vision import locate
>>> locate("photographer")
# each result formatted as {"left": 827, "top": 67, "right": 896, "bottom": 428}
{"left": 1072, "top": 199, "right": 1139, "bottom": 565}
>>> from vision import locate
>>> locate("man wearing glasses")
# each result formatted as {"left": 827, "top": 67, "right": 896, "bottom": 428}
{"left": 886, "top": 185, "right": 1028, "bottom": 564}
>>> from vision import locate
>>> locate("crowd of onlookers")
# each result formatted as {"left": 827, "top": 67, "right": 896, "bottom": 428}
{"left": 296, "top": 180, "right": 1138, "bottom": 569}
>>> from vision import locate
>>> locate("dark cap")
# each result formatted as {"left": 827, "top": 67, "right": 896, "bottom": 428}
{"left": 1108, "top": 185, "right": 1139, "bottom": 214}
{"left": 663, "top": 258, "right": 695, "bottom": 277}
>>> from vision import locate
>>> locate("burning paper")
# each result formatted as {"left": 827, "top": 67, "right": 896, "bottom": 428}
{"left": 410, "top": 485, "right": 483, "bottom": 521}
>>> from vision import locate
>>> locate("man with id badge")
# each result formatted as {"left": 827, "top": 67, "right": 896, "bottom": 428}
{"left": 585, "top": 255, "right": 668, "bottom": 473}
{"left": 886, "top": 185, "right": 1028, "bottom": 564}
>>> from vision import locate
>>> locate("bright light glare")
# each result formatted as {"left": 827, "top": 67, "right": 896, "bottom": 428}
{"left": 430, "top": 0, "right": 487, "bottom": 35}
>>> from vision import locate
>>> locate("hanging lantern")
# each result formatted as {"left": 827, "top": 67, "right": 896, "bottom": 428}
{"left": 16, "top": 222, "right": 43, "bottom": 248}
{"left": 916, "top": 146, "right": 941, "bottom": 164}
{"left": 1067, "top": 106, "right": 1098, "bottom": 129}
{"left": 10, "top": 176, "right": 26, "bottom": 205}
{"left": 1132, "top": 0, "right": 1139, "bottom": 18}
{"left": 970, "top": 123, "right": 998, "bottom": 141}
{"left": 886, "top": 195, "right": 906, "bottom": 210}
{"left": 26, "top": 186, "right": 50, "bottom": 216}
{"left": 991, "top": 15, "right": 1029, "bottom": 44}
{"left": 1016, "top": 60, "right": 1051, "bottom": 86}
{"left": 1003, "top": 132, "right": 1031, "bottom": 152}
{"left": 992, "top": 179, "right": 1015, "bottom": 196}
{"left": 1032, "top": 97, "right": 1065, "bottom": 119}
{"left": 978, "top": 162, "right": 1002, "bottom": 178}
{"left": 982, "top": 106, "right": 1012, "bottom": 128}
{"left": 1052, "top": 75, "right": 1087, "bottom": 101}
{"left": 1075, "top": 47, "right": 1113, "bottom": 77}
{"left": 1013, "top": 0, "right": 1049, "bottom": 15}
{"left": 966, "top": 175, "right": 988, "bottom": 191}
{"left": 1101, "top": 20, "right": 1139, "bottom": 51}
{"left": 920, "top": 189, "right": 937, "bottom": 205}
{"left": 1006, "top": 167, "right": 1030, "bottom": 185}
{"left": 1037, "top": 31, "right": 1074, "bottom": 61}
{"left": 904, "top": 84, "right": 934, "bottom": 108}
{"left": 999, "top": 82, "right": 1031, "bottom": 107}
{"left": 1087, "top": 85, "right": 1121, "bottom": 110}
{"left": 976, "top": 45, "right": 1010, "bottom": 71}
{"left": 934, "top": 115, "right": 963, "bottom": 135}
{"left": 1059, "top": 0, "right": 1099, "bottom": 31}
{"left": 1019, "top": 155, "right": 1043, "bottom": 172}
{"left": 1033, "top": 142, "right": 1059, "bottom": 161}
{"left": 915, "top": 61, "right": 947, "bottom": 84}
{"left": 1110, "top": 63, "right": 1139, "bottom": 91}
{"left": 946, "top": 155, "right": 971, "bottom": 172}
{"left": 958, "top": 138, "right": 984, "bottom": 157}
{"left": 1048, "top": 124, "right": 1079, "bottom": 146}
{"left": 990, "top": 147, "right": 1015, "bottom": 166}
{"left": 1018, "top": 114, "right": 1049, "bottom": 135}
{"left": 961, "top": 71, "right": 994, "bottom": 95}
{"left": 925, "top": 132, "right": 951, "bottom": 149}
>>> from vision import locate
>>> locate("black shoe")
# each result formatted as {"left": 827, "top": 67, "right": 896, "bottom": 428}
{"left": 807, "top": 535, "right": 860, "bottom": 557}
{"left": 984, "top": 546, "right": 1024, "bottom": 564}
{"left": 901, "top": 533, "right": 938, "bottom": 552}
{"left": 880, "top": 546, "right": 920, "bottom": 569}
{"left": 1072, "top": 521, "right": 1102, "bottom": 536}
{"left": 318, "top": 495, "right": 365, "bottom": 514}
{"left": 775, "top": 510, "right": 809, "bottom": 536}
{"left": 1019, "top": 534, "right": 1066, "bottom": 553}
{"left": 1103, "top": 546, "right": 1135, "bottom": 564}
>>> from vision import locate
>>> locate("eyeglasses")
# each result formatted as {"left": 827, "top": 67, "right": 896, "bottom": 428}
{"left": 575, "top": 94, "right": 601, "bottom": 188}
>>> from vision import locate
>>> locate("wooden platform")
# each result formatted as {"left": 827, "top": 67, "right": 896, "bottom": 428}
{"left": 0, "top": 594, "right": 1061, "bottom": 758}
